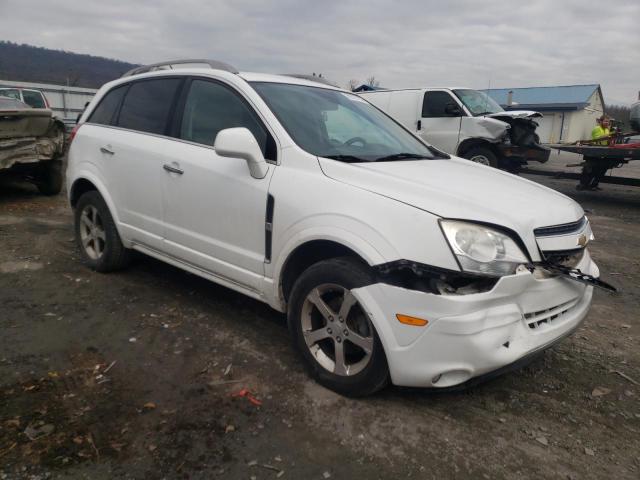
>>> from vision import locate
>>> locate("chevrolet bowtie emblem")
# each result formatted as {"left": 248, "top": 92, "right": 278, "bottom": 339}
{"left": 577, "top": 233, "right": 588, "bottom": 247}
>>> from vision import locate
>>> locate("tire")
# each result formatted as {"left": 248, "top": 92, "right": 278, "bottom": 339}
{"left": 288, "top": 257, "right": 389, "bottom": 396}
{"left": 74, "top": 191, "right": 131, "bottom": 272}
{"left": 36, "top": 160, "right": 63, "bottom": 195}
{"left": 461, "top": 146, "right": 499, "bottom": 168}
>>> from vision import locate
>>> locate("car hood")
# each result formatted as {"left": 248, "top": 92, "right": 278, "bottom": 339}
{"left": 318, "top": 156, "right": 584, "bottom": 259}
{"left": 485, "top": 110, "right": 542, "bottom": 119}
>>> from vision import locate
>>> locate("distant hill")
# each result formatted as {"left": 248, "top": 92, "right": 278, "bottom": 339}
{"left": 0, "top": 41, "right": 139, "bottom": 89}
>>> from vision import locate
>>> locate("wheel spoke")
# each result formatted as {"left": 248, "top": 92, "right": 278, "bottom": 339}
{"left": 338, "top": 290, "right": 358, "bottom": 320}
{"left": 95, "top": 228, "right": 106, "bottom": 241}
{"left": 95, "top": 237, "right": 104, "bottom": 255}
{"left": 80, "top": 212, "right": 92, "bottom": 230}
{"left": 308, "top": 288, "right": 336, "bottom": 322}
{"left": 333, "top": 340, "right": 348, "bottom": 375}
{"left": 347, "top": 331, "right": 373, "bottom": 354}
{"left": 303, "top": 328, "right": 331, "bottom": 347}
{"left": 81, "top": 234, "right": 92, "bottom": 247}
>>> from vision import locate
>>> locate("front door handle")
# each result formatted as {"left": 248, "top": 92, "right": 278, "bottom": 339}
{"left": 163, "top": 163, "right": 184, "bottom": 175}
{"left": 100, "top": 145, "right": 115, "bottom": 155}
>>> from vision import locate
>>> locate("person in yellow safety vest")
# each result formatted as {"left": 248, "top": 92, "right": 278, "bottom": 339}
{"left": 578, "top": 115, "right": 611, "bottom": 190}
{"left": 591, "top": 115, "right": 611, "bottom": 145}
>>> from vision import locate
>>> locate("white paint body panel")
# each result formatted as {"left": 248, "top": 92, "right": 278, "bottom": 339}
{"left": 67, "top": 69, "right": 596, "bottom": 389}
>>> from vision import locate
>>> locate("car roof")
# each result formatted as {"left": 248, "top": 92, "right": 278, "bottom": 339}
{"left": 107, "top": 68, "right": 344, "bottom": 91}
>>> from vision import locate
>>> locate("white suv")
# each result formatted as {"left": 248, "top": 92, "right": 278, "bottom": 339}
{"left": 66, "top": 60, "right": 608, "bottom": 396}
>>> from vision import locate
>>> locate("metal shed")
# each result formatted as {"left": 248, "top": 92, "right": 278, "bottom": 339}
{"left": 484, "top": 85, "right": 604, "bottom": 144}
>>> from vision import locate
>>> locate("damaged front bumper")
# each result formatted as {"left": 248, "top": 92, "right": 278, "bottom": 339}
{"left": 352, "top": 251, "right": 599, "bottom": 388}
{"left": 498, "top": 143, "right": 551, "bottom": 164}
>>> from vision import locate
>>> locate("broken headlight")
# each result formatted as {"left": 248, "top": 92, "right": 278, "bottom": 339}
{"left": 440, "top": 220, "right": 529, "bottom": 276}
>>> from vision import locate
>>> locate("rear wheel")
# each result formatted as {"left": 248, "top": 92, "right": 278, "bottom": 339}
{"left": 462, "top": 146, "right": 499, "bottom": 168}
{"left": 288, "top": 257, "right": 389, "bottom": 396}
{"left": 74, "top": 191, "right": 131, "bottom": 272}
{"left": 36, "top": 160, "right": 63, "bottom": 195}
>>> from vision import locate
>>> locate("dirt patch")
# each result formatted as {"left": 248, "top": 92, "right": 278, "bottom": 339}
{"left": 0, "top": 261, "right": 43, "bottom": 274}
{"left": 0, "top": 351, "right": 136, "bottom": 473}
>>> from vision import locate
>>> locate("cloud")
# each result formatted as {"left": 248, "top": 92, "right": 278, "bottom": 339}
{"left": 0, "top": 0, "right": 638, "bottom": 104}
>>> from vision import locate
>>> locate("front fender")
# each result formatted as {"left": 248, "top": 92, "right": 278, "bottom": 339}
{"left": 460, "top": 117, "right": 509, "bottom": 143}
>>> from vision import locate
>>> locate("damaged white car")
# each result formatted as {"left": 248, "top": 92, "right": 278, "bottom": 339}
{"left": 358, "top": 87, "right": 550, "bottom": 170}
{"left": 67, "top": 60, "right": 612, "bottom": 396}
{"left": 0, "top": 96, "right": 65, "bottom": 194}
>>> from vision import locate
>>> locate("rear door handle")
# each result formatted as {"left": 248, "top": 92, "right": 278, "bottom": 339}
{"left": 100, "top": 145, "right": 115, "bottom": 155}
{"left": 163, "top": 163, "right": 184, "bottom": 175}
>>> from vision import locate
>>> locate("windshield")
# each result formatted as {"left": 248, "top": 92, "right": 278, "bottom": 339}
{"left": 453, "top": 89, "right": 504, "bottom": 116}
{"left": 251, "top": 82, "right": 445, "bottom": 162}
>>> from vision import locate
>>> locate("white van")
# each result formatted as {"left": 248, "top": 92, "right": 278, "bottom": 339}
{"left": 66, "top": 60, "right": 609, "bottom": 396}
{"left": 358, "top": 87, "right": 550, "bottom": 170}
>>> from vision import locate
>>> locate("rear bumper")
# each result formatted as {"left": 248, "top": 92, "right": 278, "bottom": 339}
{"left": 353, "top": 252, "right": 597, "bottom": 388}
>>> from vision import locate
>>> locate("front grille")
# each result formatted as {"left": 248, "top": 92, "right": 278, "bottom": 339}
{"left": 534, "top": 216, "right": 587, "bottom": 237}
{"left": 542, "top": 248, "right": 585, "bottom": 268}
{"left": 524, "top": 299, "right": 578, "bottom": 330}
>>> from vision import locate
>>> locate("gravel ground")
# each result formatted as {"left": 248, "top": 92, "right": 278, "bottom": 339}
{"left": 0, "top": 171, "right": 638, "bottom": 480}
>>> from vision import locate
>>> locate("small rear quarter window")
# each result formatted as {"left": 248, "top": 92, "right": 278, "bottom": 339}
{"left": 88, "top": 85, "right": 128, "bottom": 125}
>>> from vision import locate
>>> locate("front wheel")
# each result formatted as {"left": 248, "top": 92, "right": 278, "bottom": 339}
{"left": 288, "top": 257, "right": 389, "bottom": 396}
{"left": 461, "top": 146, "right": 499, "bottom": 168}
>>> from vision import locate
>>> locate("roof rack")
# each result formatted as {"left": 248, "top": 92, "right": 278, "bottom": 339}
{"left": 283, "top": 74, "right": 337, "bottom": 87}
{"left": 122, "top": 59, "right": 239, "bottom": 78}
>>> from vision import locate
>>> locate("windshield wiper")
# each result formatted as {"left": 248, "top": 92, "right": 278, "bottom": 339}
{"left": 374, "top": 153, "right": 431, "bottom": 162}
{"left": 323, "top": 154, "right": 367, "bottom": 163}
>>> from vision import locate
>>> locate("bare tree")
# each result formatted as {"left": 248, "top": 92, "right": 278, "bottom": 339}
{"left": 607, "top": 104, "right": 631, "bottom": 131}
{"left": 365, "top": 75, "right": 380, "bottom": 88}
{"left": 347, "top": 79, "right": 360, "bottom": 91}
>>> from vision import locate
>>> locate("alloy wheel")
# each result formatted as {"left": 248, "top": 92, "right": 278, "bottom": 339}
{"left": 301, "top": 283, "right": 374, "bottom": 376}
{"left": 79, "top": 205, "right": 106, "bottom": 260}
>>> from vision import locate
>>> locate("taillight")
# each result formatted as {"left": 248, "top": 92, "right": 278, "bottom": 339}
{"left": 68, "top": 124, "right": 81, "bottom": 145}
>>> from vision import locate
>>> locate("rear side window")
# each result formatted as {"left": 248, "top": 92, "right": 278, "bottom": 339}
{"left": 422, "top": 91, "right": 457, "bottom": 117}
{"left": 22, "top": 90, "right": 46, "bottom": 108}
{"left": 0, "top": 89, "right": 21, "bottom": 100}
{"left": 117, "top": 78, "right": 182, "bottom": 135}
{"left": 179, "top": 79, "right": 273, "bottom": 159}
{"left": 88, "top": 85, "right": 127, "bottom": 125}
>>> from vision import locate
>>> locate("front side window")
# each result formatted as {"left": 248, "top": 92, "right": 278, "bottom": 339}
{"left": 252, "top": 82, "right": 443, "bottom": 162}
{"left": 22, "top": 90, "right": 46, "bottom": 108}
{"left": 422, "top": 91, "right": 459, "bottom": 117}
{"left": 453, "top": 89, "right": 504, "bottom": 116}
{"left": 117, "top": 78, "right": 182, "bottom": 135}
{"left": 88, "top": 85, "right": 127, "bottom": 125}
{"left": 179, "top": 79, "right": 270, "bottom": 157}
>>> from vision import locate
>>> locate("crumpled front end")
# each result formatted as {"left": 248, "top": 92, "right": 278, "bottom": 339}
{"left": 353, "top": 250, "right": 597, "bottom": 388}
{"left": 499, "top": 116, "right": 551, "bottom": 164}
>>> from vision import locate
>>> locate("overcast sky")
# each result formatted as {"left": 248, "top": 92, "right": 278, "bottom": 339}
{"left": 1, "top": 0, "right": 638, "bottom": 105}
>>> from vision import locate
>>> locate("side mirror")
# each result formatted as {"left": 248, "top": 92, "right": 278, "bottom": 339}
{"left": 214, "top": 127, "right": 268, "bottom": 179}
{"left": 444, "top": 103, "right": 463, "bottom": 116}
